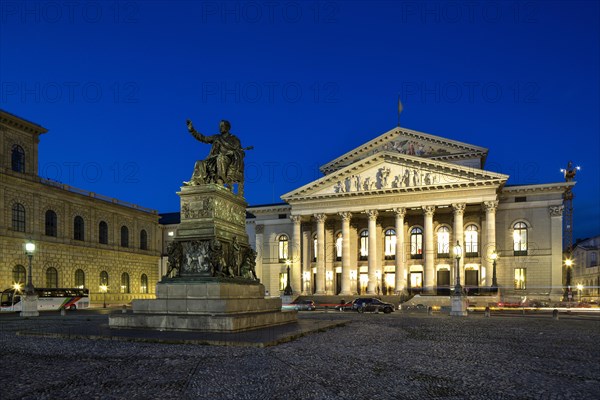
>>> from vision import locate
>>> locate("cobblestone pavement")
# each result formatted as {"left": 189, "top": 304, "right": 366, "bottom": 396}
{"left": 1, "top": 312, "right": 599, "bottom": 399}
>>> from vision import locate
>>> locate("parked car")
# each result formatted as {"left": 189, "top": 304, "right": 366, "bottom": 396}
{"left": 282, "top": 299, "right": 316, "bottom": 311}
{"left": 351, "top": 298, "right": 395, "bottom": 314}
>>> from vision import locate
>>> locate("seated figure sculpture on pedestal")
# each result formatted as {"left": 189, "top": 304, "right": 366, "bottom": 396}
{"left": 185, "top": 119, "right": 253, "bottom": 188}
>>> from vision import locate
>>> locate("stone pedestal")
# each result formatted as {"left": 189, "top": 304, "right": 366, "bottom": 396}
{"left": 20, "top": 294, "right": 39, "bottom": 317}
{"left": 109, "top": 279, "right": 297, "bottom": 332}
{"left": 450, "top": 295, "right": 468, "bottom": 317}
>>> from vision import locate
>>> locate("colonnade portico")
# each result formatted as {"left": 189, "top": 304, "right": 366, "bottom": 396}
{"left": 290, "top": 199, "right": 498, "bottom": 296}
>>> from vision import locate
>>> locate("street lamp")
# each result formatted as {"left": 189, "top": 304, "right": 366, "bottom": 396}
{"left": 576, "top": 283, "right": 583, "bottom": 303}
{"left": 283, "top": 259, "right": 293, "bottom": 295}
{"left": 100, "top": 284, "right": 108, "bottom": 308}
{"left": 490, "top": 251, "right": 499, "bottom": 291}
{"left": 453, "top": 241, "right": 463, "bottom": 296}
{"left": 24, "top": 241, "right": 36, "bottom": 294}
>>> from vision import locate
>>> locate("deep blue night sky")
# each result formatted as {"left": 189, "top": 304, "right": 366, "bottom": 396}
{"left": 1, "top": 1, "right": 598, "bottom": 239}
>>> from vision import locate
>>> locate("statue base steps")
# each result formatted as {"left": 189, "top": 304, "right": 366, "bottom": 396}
{"left": 109, "top": 281, "right": 297, "bottom": 333}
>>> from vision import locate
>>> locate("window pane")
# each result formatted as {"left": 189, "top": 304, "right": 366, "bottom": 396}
{"left": 12, "top": 203, "right": 25, "bottom": 232}
{"left": 140, "top": 230, "right": 148, "bottom": 250}
{"left": 141, "top": 274, "right": 148, "bottom": 294}
{"left": 100, "top": 271, "right": 109, "bottom": 286}
{"left": 121, "top": 273, "right": 130, "bottom": 293}
{"left": 514, "top": 268, "right": 526, "bottom": 289}
{"left": 411, "top": 228, "right": 423, "bottom": 256}
{"left": 99, "top": 221, "right": 108, "bottom": 244}
{"left": 360, "top": 231, "right": 368, "bottom": 257}
{"left": 278, "top": 235, "right": 288, "bottom": 260}
{"left": 45, "top": 210, "right": 57, "bottom": 237}
{"left": 74, "top": 216, "right": 84, "bottom": 241}
{"left": 46, "top": 268, "right": 58, "bottom": 288}
{"left": 11, "top": 145, "right": 25, "bottom": 173}
{"left": 121, "top": 226, "right": 129, "bottom": 247}
{"left": 465, "top": 225, "right": 478, "bottom": 254}
{"left": 75, "top": 269, "right": 85, "bottom": 288}
{"left": 385, "top": 229, "right": 396, "bottom": 257}
{"left": 437, "top": 227, "right": 449, "bottom": 254}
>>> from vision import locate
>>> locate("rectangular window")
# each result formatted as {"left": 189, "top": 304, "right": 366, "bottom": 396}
{"left": 279, "top": 273, "right": 287, "bottom": 291}
{"left": 589, "top": 252, "right": 597, "bottom": 268}
{"left": 514, "top": 268, "right": 526, "bottom": 290}
{"left": 515, "top": 197, "right": 527, "bottom": 203}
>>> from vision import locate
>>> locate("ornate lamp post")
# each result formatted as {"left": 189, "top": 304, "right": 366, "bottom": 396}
{"left": 450, "top": 241, "right": 467, "bottom": 316}
{"left": 283, "top": 259, "right": 293, "bottom": 295}
{"left": 100, "top": 284, "right": 108, "bottom": 308}
{"left": 490, "top": 251, "right": 499, "bottom": 291}
{"left": 20, "top": 241, "right": 39, "bottom": 317}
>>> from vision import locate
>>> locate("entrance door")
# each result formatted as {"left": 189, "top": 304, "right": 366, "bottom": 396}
{"left": 437, "top": 270, "right": 451, "bottom": 295}
{"left": 358, "top": 273, "right": 368, "bottom": 295}
{"left": 465, "top": 269, "right": 479, "bottom": 295}
{"left": 409, "top": 272, "right": 423, "bottom": 294}
{"left": 335, "top": 272, "right": 341, "bottom": 295}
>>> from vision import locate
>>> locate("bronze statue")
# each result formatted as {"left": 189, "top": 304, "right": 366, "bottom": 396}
{"left": 185, "top": 119, "right": 253, "bottom": 186}
{"left": 165, "top": 241, "right": 183, "bottom": 278}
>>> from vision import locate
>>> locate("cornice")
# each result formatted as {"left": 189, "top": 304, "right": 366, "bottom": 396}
{"left": 0, "top": 110, "right": 48, "bottom": 135}
{"left": 501, "top": 182, "right": 575, "bottom": 194}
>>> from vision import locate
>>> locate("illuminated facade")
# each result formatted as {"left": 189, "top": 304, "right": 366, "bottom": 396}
{"left": 247, "top": 125, "right": 572, "bottom": 300}
{"left": 0, "top": 110, "right": 160, "bottom": 304}
{"left": 570, "top": 236, "right": 600, "bottom": 300}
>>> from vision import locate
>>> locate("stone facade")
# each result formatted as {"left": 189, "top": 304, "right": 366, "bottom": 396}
{"left": 0, "top": 110, "right": 160, "bottom": 304}
{"left": 246, "top": 126, "right": 572, "bottom": 301}
{"left": 570, "top": 236, "right": 600, "bottom": 300}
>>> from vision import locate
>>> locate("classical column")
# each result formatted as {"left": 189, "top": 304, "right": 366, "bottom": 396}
{"left": 452, "top": 203, "right": 466, "bottom": 285}
{"left": 483, "top": 201, "right": 498, "bottom": 286}
{"left": 301, "top": 226, "right": 311, "bottom": 295}
{"left": 366, "top": 210, "right": 379, "bottom": 294}
{"left": 423, "top": 205, "right": 435, "bottom": 293}
{"left": 393, "top": 208, "right": 407, "bottom": 294}
{"left": 339, "top": 212, "right": 353, "bottom": 295}
{"left": 290, "top": 215, "right": 302, "bottom": 295}
{"left": 254, "top": 225, "right": 264, "bottom": 282}
{"left": 314, "top": 213, "right": 327, "bottom": 295}
{"left": 549, "top": 205, "right": 564, "bottom": 297}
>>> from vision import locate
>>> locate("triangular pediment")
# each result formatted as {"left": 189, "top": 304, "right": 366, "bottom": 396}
{"left": 320, "top": 126, "right": 488, "bottom": 175}
{"left": 282, "top": 152, "right": 507, "bottom": 201}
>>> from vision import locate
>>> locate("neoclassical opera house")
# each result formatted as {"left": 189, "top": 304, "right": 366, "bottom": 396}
{"left": 246, "top": 125, "right": 571, "bottom": 300}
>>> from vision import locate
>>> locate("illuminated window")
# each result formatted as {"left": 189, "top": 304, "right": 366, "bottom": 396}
{"left": 120, "top": 272, "right": 130, "bottom": 294}
{"left": 359, "top": 230, "right": 369, "bottom": 260}
{"left": 46, "top": 267, "right": 58, "bottom": 288}
{"left": 410, "top": 227, "right": 423, "bottom": 259}
{"left": 74, "top": 269, "right": 85, "bottom": 289}
{"left": 121, "top": 226, "right": 129, "bottom": 247}
{"left": 437, "top": 226, "right": 450, "bottom": 257}
{"left": 12, "top": 265, "right": 26, "bottom": 285}
{"left": 100, "top": 271, "right": 109, "bottom": 286}
{"left": 465, "top": 225, "right": 479, "bottom": 256}
{"left": 312, "top": 234, "right": 317, "bottom": 262}
{"left": 45, "top": 210, "right": 57, "bottom": 237}
{"left": 141, "top": 274, "right": 148, "bottom": 294}
{"left": 514, "top": 268, "right": 526, "bottom": 289}
{"left": 279, "top": 272, "right": 288, "bottom": 291}
{"left": 513, "top": 222, "right": 528, "bottom": 256}
{"left": 99, "top": 221, "right": 108, "bottom": 244}
{"left": 11, "top": 144, "right": 25, "bottom": 173}
{"left": 140, "top": 230, "right": 148, "bottom": 250}
{"left": 384, "top": 229, "right": 396, "bottom": 260}
{"left": 74, "top": 216, "right": 85, "bottom": 241}
{"left": 335, "top": 232, "right": 343, "bottom": 261}
{"left": 278, "top": 234, "right": 289, "bottom": 261}
{"left": 12, "top": 203, "right": 25, "bottom": 232}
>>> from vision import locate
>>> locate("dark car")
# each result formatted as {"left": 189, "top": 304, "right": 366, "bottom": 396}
{"left": 351, "top": 298, "right": 395, "bottom": 314}
{"left": 282, "top": 299, "right": 316, "bottom": 311}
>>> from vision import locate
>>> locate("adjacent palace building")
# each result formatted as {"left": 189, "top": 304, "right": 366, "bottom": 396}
{"left": 1, "top": 110, "right": 160, "bottom": 304}
{"left": 2, "top": 109, "right": 578, "bottom": 304}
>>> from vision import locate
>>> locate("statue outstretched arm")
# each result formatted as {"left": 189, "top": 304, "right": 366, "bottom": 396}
{"left": 187, "top": 119, "right": 211, "bottom": 143}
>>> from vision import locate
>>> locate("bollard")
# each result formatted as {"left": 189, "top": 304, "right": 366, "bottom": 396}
{"left": 427, "top": 306, "right": 432, "bottom": 316}
{"left": 122, "top": 305, "right": 127, "bottom": 314}
{"left": 60, "top": 308, "right": 66, "bottom": 316}
{"left": 553, "top": 309, "right": 559, "bottom": 320}
{"left": 484, "top": 306, "right": 490, "bottom": 318}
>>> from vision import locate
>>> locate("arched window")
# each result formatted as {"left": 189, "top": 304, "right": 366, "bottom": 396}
{"left": 12, "top": 203, "right": 25, "bottom": 232}
{"left": 45, "top": 210, "right": 57, "bottom": 237}
{"left": 121, "top": 226, "right": 129, "bottom": 247}
{"left": 140, "top": 274, "right": 148, "bottom": 294}
{"left": 100, "top": 271, "right": 109, "bottom": 286}
{"left": 335, "top": 232, "right": 343, "bottom": 261}
{"left": 410, "top": 227, "right": 423, "bottom": 259}
{"left": 74, "top": 216, "right": 84, "bottom": 241}
{"left": 12, "top": 265, "right": 26, "bottom": 285}
{"left": 11, "top": 144, "right": 25, "bottom": 173}
{"left": 359, "top": 230, "right": 369, "bottom": 260}
{"left": 74, "top": 269, "right": 85, "bottom": 289}
{"left": 384, "top": 229, "right": 396, "bottom": 260}
{"left": 312, "top": 234, "right": 317, "bottom": 262}
{"left": 99, "top": 221, "right": 108, "bottom": 244}
{"left": 278, "top": 234, "right": 289, "bottom": 261}
{"left": 465, "top": 225, "right": 479, "bottom": 256}
{"left": 437, "top": 226, "right": 450, "bottom": 257}
{"left": 140, "top": 229, "right": 148, "bottom": 250}
{"left": 513, "top": 222, "right": 528, "bottom": 255}
{"left": 120, "top": 272, "right": 130, "bottom": 293}
{"left": 46, "top": 267, "right": 58, "bottom": 288}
